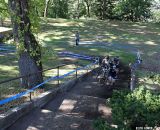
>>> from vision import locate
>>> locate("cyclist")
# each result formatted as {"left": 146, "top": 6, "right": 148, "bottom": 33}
{"left": 96, "top": 56, "right": 110, "bottom": 81}
{"left": 108, "top": 66, "right": 117, "bottom": 86}
{"left": 101, "top": 55, "right": 110, "bottom": 69}
{"left": 113, "top": 56, "right": 120, "bottom": 74}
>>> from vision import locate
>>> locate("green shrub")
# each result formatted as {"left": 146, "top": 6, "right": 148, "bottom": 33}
{"left": 93, "top": 118, "right": 109, "bottom": 130}
{"left": 93, "top": 87, "right": 160, "bottom": 130}
{"left": 110, "top": 87, "right": 160, "bottom": 129}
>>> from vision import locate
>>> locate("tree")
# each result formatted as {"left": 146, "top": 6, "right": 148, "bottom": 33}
{"left": 84, "top": 0, "right": 92, "bottom": 17}
{"left": 8, "top": 0, "right": 43, "bottom": 88}
{"left": 0, "top": 0, "right": 9, "bottom": 26}
{"left": 94, "top": 0, "right": 115, "bottom": 20}
{"left": 151, "top": 0, "right": 160, "bottom": 23}
{"left": 114, "top": 0, "right": 153, "bottom": 21}
{"left": 67, "top": 0, "right": 86, "bottom": 19}
{"left": 47, "top": 0, "right": 69, "bottom": 18}
{"left": 44, "top": 0, "right": 50, "bottom": 17}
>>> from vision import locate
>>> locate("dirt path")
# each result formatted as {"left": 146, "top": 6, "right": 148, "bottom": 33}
{"left": 7, "top": 64, "right": 130, "bottom": 130}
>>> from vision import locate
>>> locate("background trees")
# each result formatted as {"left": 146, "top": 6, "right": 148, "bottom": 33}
{"left": 114, "top": 0, "right": 152, "bottom": 22}
{"left": 0, "top": 0, "right": 156, "bottom": 22}
{"left": 0, "top": 0, "right": 9, "bottom": 26}
{"left": 2, "top": 0, "right": 152, "bottom": 22}
{"left": 93, "top": 0, "right": 115, "bottom": 20}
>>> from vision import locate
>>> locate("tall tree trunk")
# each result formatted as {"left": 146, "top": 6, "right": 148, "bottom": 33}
{"left": 84, "top": 0, "right": 91, "bottom": 18}
{"left": 44, "top": 0, "right": 50, "bottom": 18}
{"left": 0, "top": 18, "right": 4, "bottom": 26}
{"left": 9, "top": 0, "right": 43, "bottom": 88}
{"left": 103, "top": 0, "right": 107, "bottom": 19}
{"left": 77, "top": 0, "right": 80, "bottom": 19}
{"left": 87, "top": 5, "right": 90, "bottom": 17}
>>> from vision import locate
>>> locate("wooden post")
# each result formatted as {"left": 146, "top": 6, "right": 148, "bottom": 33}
{"left": 57, "top": 66, "right": 60, "bottom": 87}
{"left": 75, "top": 62, "right": 78, "bottom": 78}
{"left": 30, "top": 92, "right": 32, "bottom": 101}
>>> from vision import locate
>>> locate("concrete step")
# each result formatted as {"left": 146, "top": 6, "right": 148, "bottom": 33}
{"left": 58, "top": 93, "right": 112, "bottom": 121}
{"left": 42, "top": 112, "right": 94, "bottom": 130}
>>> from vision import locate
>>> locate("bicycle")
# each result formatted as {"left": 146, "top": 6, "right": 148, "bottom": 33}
{"left": 96, "top": 66, "right": 110, "bottom": 85}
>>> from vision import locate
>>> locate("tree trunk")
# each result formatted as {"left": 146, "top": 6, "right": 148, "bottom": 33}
{"left": 103, "top": 0, "right": 107, "bottom": 19}
{"left": 44, "top": 0, "right": 50, "bottom": 18}
{"left": 87, "top": 5, "right": 90, "bottom": 17}
{"left": 0, "top": 18, "right": 4, "bottom": 26}
{"left": 9, "top": 0, "right": 43, "bottom": 88}
{"left": 77, "top": 0, "right": 80, "bottom": 19}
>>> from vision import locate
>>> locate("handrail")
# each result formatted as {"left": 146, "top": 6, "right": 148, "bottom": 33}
{"left": 0, "top": 61, "right": 97, "bottom": 106}
{"left": 0, "top": 52, "right": 97, "bottom": 85}
{"left": 0, "top": 63, "right": 70, "bottom": 85}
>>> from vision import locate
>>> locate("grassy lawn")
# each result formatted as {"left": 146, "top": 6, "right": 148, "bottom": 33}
{"left": 0, "top": 18, "right": 160, "bottom": 102}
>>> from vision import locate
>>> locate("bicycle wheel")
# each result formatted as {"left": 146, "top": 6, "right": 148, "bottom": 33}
{"left": 99, "top": 77, "right": 105, "bottom": 85}
{"left": 96, "top": 69, "right": 103, "bottom": 80}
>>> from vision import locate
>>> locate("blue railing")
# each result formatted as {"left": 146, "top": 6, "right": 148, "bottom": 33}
{"left": 0, "top": 61, "right": 97, "bottom": 106}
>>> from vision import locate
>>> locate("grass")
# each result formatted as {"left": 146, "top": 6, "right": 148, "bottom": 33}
{"left": 0, "top": 18, "right": 160, "bottom": 108}
{"left": 137, "top": 70, "right": 160, "bottom": 93}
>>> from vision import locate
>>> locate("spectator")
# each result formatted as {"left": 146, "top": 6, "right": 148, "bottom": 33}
{"left": 75, "top": 31, "right": 80, "bottom": 46}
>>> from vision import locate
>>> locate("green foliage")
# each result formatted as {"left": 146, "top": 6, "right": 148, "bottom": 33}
{"left": 48, "top": 0, "right": 70, "bottom": 18}
{"left": 93, "top": 0, "right": 115, "bottom": 20}
{"left": 93, "top": 118, "right": 111, "bottom": 130}
{"left": 152, "top": 10, "right": 160, "bottom": 23}
{"left": 110, "top": 87, "right": 160, "bottom": 129}
{"left": 94, "top": 87, "right": 160, "bottom": 129}
{"left": 29, "top": 0, "right": 44, "bottom": 34}
{"left": 0, "top": 0, "right": 9, "bottom": 25}
{"left": 113, "top": 0, "right": 152, "bottom": 21}
{"left": 0, "top": 0, "right": 156, "bottom": 22}
{"left": 67, "top": 0, "right": 86, "bottom": 19}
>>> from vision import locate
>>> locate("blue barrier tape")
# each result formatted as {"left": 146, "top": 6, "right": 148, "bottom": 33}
{"left": 0, "top": 48, "right": 15, "bottom": 52}
{"left": 60, "top": 52, "right": 92, "bottom": 58}
{"left": 61, "top": 54, "right": 92, "bottom": 60}
{"left": 68, "top": 54, "right": 92, "bottom": 59}
{"left": 0, "top": 62, "right": 97, "bottom": 106}
{"left": 59, "top": 52, "right": 93, "bottom": 60}
{"left": 69, "top": 55, "right": 92, "bottom": 60}
{"left": 0, "top": 76, "right": 58, "bottom": 106}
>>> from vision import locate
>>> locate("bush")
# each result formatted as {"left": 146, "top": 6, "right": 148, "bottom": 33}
{"left": 93, "top": 118, "right": 109, "bottom": 130}
{"left": 110, "top": 87, "right": 160, "bottom": 129}
{"left": 94, "top": 87, "right": 160, "bottom": 130}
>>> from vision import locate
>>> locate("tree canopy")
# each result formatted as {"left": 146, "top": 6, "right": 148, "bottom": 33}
{"left": 1, "top": 0, "right": 156, "bottom": 22}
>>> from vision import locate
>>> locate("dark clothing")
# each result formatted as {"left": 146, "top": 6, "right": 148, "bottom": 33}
{"left": 75, "top": 32, "right": 79, "bottom": 46}
{"left": 76, "top": 39, "right": 79, "bottom": 46}
{"left": 109, "top": 69, "right": 117, "bottom": 79}
{"left": 109, "top": 62, "right": 114, "bottom": 68}
{"left": 114, "top": 57, "right": 119, "bottom": 65}
{"left": 116, "top": 64, "right": 120, "bottom": 69}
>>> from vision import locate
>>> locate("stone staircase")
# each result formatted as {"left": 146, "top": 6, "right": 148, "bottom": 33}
{"left": 7, "top": 65, "right": 130, "bottom": 130}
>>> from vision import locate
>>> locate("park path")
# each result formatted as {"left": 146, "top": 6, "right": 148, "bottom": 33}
{"left": 7, "top": 65, "right": 130, "bottom": 130}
